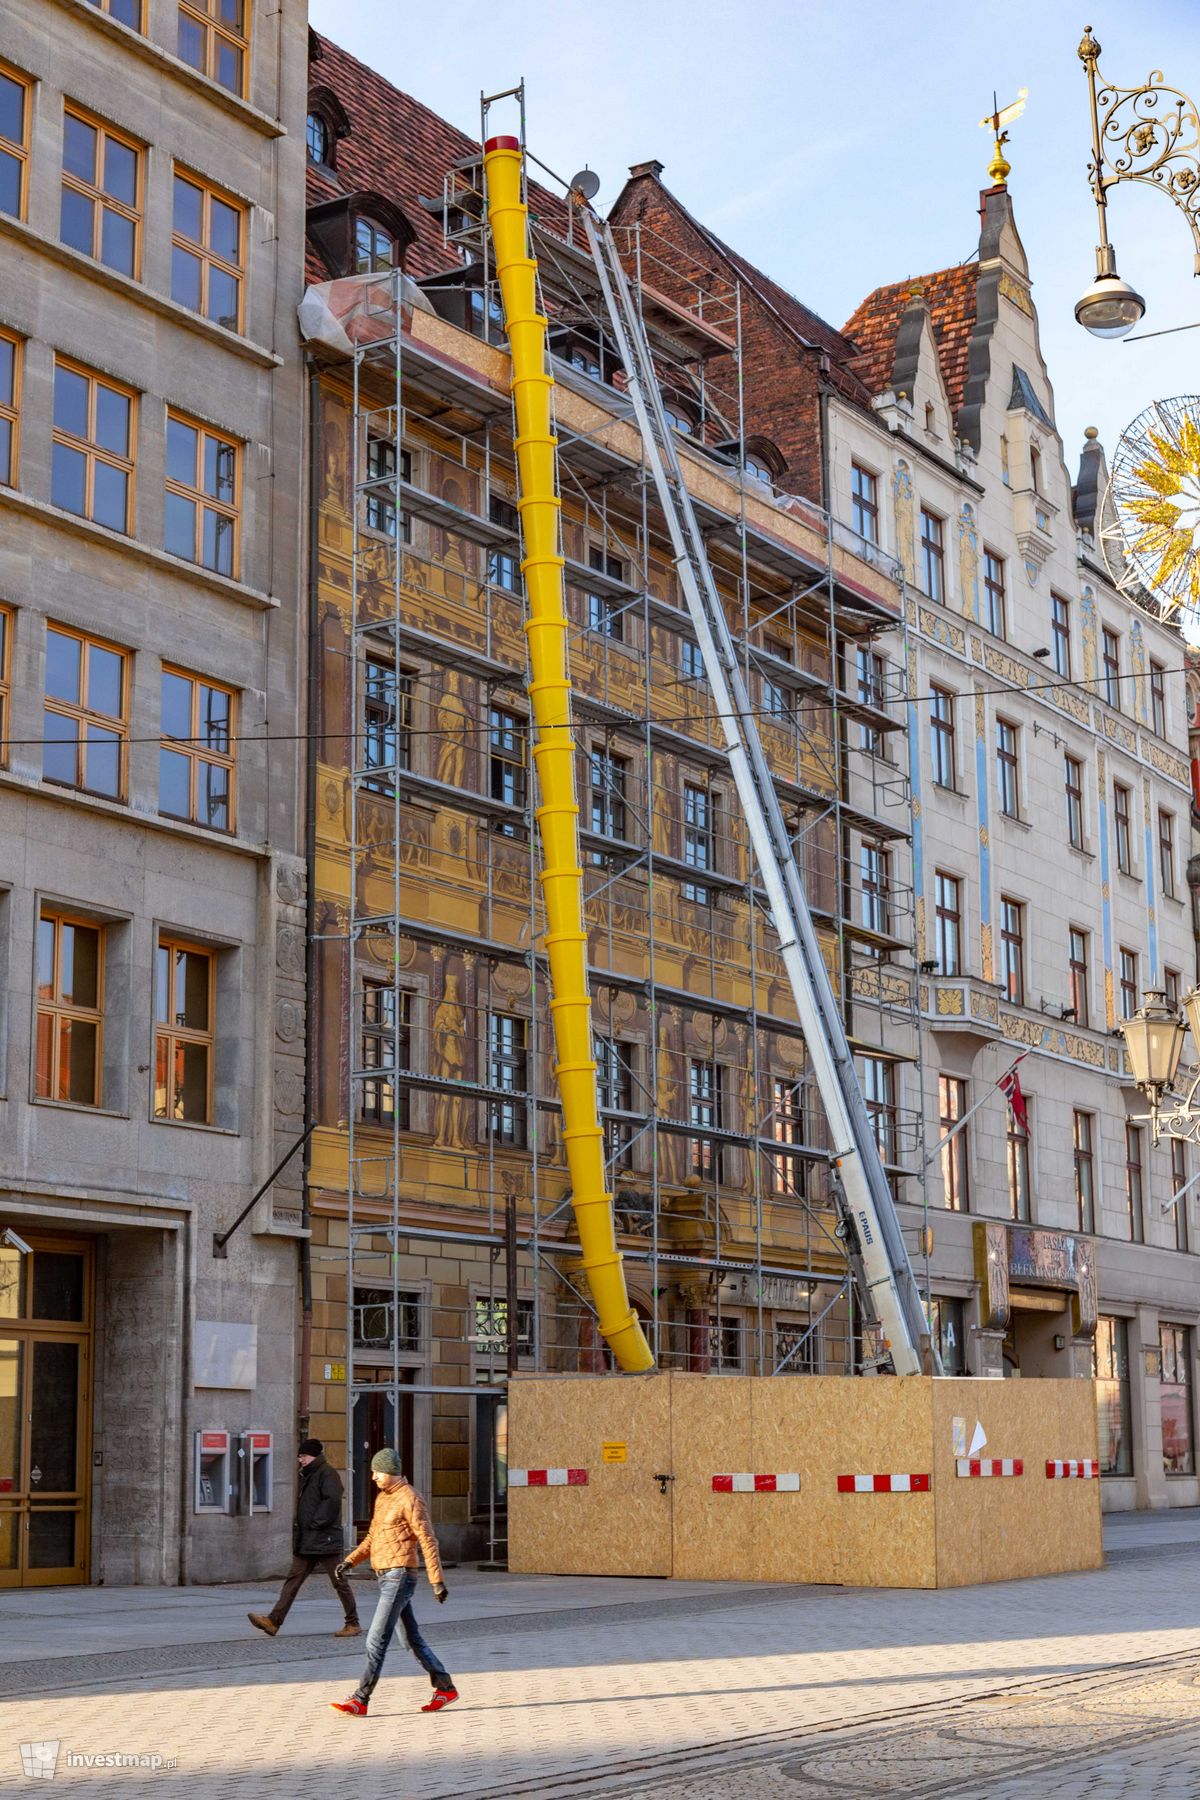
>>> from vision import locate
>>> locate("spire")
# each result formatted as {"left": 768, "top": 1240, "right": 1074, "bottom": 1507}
{"left": 979, "top": 88, "right": 1028, "bottom": 189}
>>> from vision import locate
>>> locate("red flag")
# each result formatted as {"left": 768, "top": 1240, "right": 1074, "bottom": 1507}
{"left": 997, "top": 1063, "right": 1028, "bottom": 1135}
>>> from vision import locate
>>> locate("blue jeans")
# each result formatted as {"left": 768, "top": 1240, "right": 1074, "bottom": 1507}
{"left": 354, "top": 1568, "right": 453, "bottom": 1702}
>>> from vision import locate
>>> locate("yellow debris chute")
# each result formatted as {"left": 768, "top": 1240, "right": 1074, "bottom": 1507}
{"left": 483, "top": 135, "right": 653, "bottom": 1374}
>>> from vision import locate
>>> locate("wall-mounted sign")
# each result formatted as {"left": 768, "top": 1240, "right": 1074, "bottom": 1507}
{"left": 601, "top": 1441, "right": 627, "bottom": 1463}
{"left": 973, "top": 1224, "right": 1097, "bottom": 1336}
{"left": 324, "top": 1361, "right": 346, "bottom": 1383}
{"left": 719, "top": 1273, "right": 813, "bottom": 1310}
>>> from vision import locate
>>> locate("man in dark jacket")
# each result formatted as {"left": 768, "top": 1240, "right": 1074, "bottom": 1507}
{"left": 248, "top": 1439, "right": 360, "bottom": 1637}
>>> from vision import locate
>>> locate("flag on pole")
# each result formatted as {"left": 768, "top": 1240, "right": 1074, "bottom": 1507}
{"left": 996, "top": 1061, "right": 1028, "bottom": 1135}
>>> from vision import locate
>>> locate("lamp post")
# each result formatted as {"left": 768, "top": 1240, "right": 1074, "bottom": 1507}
{"left": 1075, "top": 25, "right": 1200, "bottom": 338}
{"left": 1117, "top": 988, "right": 1200, "bottom": 1142}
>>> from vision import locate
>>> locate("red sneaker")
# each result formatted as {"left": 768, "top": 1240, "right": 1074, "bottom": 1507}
{"left": 421, "top": 1688, "right": 458, "bottom": 1713}
{"left": 330, "top": 1696, "right": 368, "bottom": 1717}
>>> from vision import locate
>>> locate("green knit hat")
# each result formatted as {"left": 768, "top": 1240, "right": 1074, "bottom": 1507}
{"left": 371, "top": 1448, "right": 402, "bottom": 1476}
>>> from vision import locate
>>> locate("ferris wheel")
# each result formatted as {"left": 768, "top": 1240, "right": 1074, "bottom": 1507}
{"left": 1103, "top": 395, "right": 1200, "bottom": 644}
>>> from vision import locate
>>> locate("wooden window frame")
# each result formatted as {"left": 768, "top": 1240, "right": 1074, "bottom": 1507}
{"left": 487, "top": 1011, "right": 527, "bottom": 1147}
{"left": 0, "top": 60, "right": 31, "bottom": 223}
{"left": 87, "top": 0, "right": 146, "bottom": 25}
{"left": 595, "top": 1035, "right": 633, "bottom": 1171}
{"left": 354, "top": 215, "right": 397, "bottom": 274}
{"left": 920, "top": 507, "right": 945, "bottom": 603}
{"left": 1007, "top": 1094, "right": 1032, "bottom": 1223}
{"left": 1068, "top": 926, "right": 1090, "bottom": 1028}
{"left": 771, "top": 1076, "right": 805, "bottom": 1199}
{"left": 364, "top": 438, "right": 411, "bottom": 543}
{"left": 358, "top": 980, "right": 410, "bottom": 1130}
{"left": 1101, "top": 627, "right": 1121, "bottom": 709}
{"left": 1125, "top": 1122, "right": 1145, "bottom": 1243}
{"left": 1114, "top": 781, "right": 1133, "bottom": 874}
{"left": 177, "top": 0, "right": 250, "bottom": 98}
{"left": 1166, "top": 967, "right": 1182, "bottom": 1010}
{"left": 171, "top": 165, "right": 246, "bottom": 334}
{"left": 1000, "top": 896, "right": 1025, "bottom": 1005}
{"left": 0, "top": 327, "right": 19, "bottom": 487}
{"left": 35, "top": 910, "right": 105, "bottom": 1108}
{"left": 154, "top": 936, "right": 215, "bottom": 1124}
{"left": 930, "top": 686, "right": 956, "bottom": 788}
{"left": 682, "top": 780, "right": 715, "bottom": 904}
{"left": 51, "top": 357, "right": 136, "bottom": 533}
{"left": 1051, "top": 593, "right": 1072, "bottom": 679}
{"left": 934, "top": 870, "right": 961, "bottom": 975}
{"left": 1150, "top": 659, "right": 1167, "bottom": 738}
{"left": 850, "top": 462, "right": 878, "bottom": 544}
{"left": 164, "top": 409, "right": 241, "bottom": 579}
{"left": 689, "top": 1058, "right": 723, "bottom": 1182}
{"left": 362, "top": 656, "right": 412, "bottom": 793}
{"left": 1172, "top": 1137, "right": 1189, "bottom": 1253}
{"left": 983, "top": 549, "right": 1006, "bottom": 638}
{"left": 61, "top": 103, "right": 143, "bottom": 278}
{"left": 1159, "top": 809, "right": 1176, "bottom": 897}
{"left": 1064, "top": 754, "right": 1084, "bottom": 849}
{"left": 938, "top": 1074, "right": 969, "bottom": 1213}
{"left": 489, "top": 704, "right": 527, "bottom": 837}
{"left": 1074, "top": 1110, "right": 1095, "bottom": 1234}
{"left": 860, "top": 840, "right": 891, "bottom": 935}
{"left": 1119, "top": 946, "right": 1139, "bottom": 1021}
{"left": 861, "top": 1055, "right": 897, "bottom": 1166}
{"left": 43, "top": 622, "right": 129, "bottom": 800}
{"left": 996, "top": 717, "right": 1020, "bottom": 818}
{"left": 159, "top": 664, "right": 236, "bottom": 832}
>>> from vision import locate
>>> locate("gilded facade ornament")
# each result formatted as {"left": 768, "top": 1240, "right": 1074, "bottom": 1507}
{"left": 892, "top": 460, "right": 916, "bottom": 582}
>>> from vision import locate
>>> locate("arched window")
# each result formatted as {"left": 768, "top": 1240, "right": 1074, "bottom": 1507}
{"left": 306, "top": 112, "right": 330, "bottom": 165}
{"left": 1030, "top": 442, "right": 1043, "bottom": 495}
{"left": 743, "top": 454, "right": 772, "bottom": 484}
{"left": 355, "top": 216, "right": 396, "bottom": 274}
{"left": 663, "top": 405, "right": 692, "bottom": 436}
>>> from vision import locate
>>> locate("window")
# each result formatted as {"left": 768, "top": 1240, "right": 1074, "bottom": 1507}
{"left": 51, "top": 359, "right": 135, "bottom": 533}
{"left": 587, "top": 547, "right": 625, "bottom": 641}
{"left": 1074, "top": 1110, "right": 1095, "bottom": 1233}
{"left": 43, "top": 625, "right": 127, "bottom": 800}
{"left": 1000, "top": 896, "right": 1024, "bottom": 1005}
{"left": 489, "top": 706, "right": 526, "bottom": 835}
{"left": 1114, "top": 781, "right": 1133, "bottom": 875}
{"left": 355, "top": 1285, "right": 422, "bottom": 1352}
{"left": 86, "top": 0, "right": 144, "bottom": 23}
{"left": 1007, "top": 1092, "right": 1031, "bottom": 1222}
{"left": 1166, "top": 967, "right": 1182, "bottom": 1010}
{"left": 689, "top": 1059, "right": 722, "bottom": 1181}
{"left": 1119, "top": 947, "right": 1139, "bottom": 1021}
{"left": 588, "top": 748, "right": 627, "bottom": 847}
{"left": 930, "top": 686, "right": 956, "bottom": 788}
{"left": 983, "top": 549, "right": 1006, "bottom": 637}
{"left": 0, "top": 330, "right": 18, "bottom": 487}
{"left": 762, "top": 637, "right": 793, "bottom": 721}
{"left": 682, "top": 782, "right": 714, "bottom": 904}
{"left": 595, "top": 1036, "right": 633, "bottom": 1171}
{"left": 1125, "top": 1122, "right": 1144, "bottom": 1243}
{"left": 996, "top": 718, "right": 1019, "bottom": 818}
{"left": 160, "top": 667, "right": 235, "bottom": 830}
{"left": 938, "top": 1075, "right": 968, "bottom": 1212}
{"left": 1051, "top": 593, "right": 1072, "bottom": 679}
{"left": 934, "top": 871, "right": 961, "bottom": 976}
{"left": 851, "top": 463, "right": 878, "bottom": 544}
{"left": 1068, "top": 927, "right": 1090, "bottom": 1028}
{"left": 860, "top": 841, "right": 891, "bottom": 935}
{"left": 1160, "top": 1323, "right": 1194, "bottom": 1474}
{"left": 1061, "top": 754, "right": 1084, "bottom": 850}
{"left": 306, "top": 112, "right": 329, "bottom": 165}
{"left": 164, "top": 413, "right": 239, "bottom": 577}
{"left": 854, "top": 646, "right": 886, "bottom": 756}
{"left": 663, "top": 405, "right": 692, "bottom": 436}
{"left": 1150, "top": 659, "right": 1167, "bottom": 738}
{"left": 861, "top": 1056, "right": 896, "bottom": 1165}
{"left": 771, "top": 1078, "right": 805, "bottom": 1198}
{"left": 1094, "top": 1317, "right": 1132, "bottom": 1475}
{"left": 1172, "top": 1138, "right": 1189, "bottom": 1254}
{"left": 171, "top": 170, "right": 244, "bottom": 332}
{"left": 1101, "top": 628, "right": 1121, "bottom": 708}
{"left": 487, "top": 495, "right": 521, "bottom": 594}
{"left": 365, "top": 439, "right": 410, "bottom": 541}
{"left": 680, "top": 638, "right": 705, "bottom": 683}
{"left": 920, "top": 508, "right": 945, "bottom": 602}
{"left": 61, "top": 106, "right": 141, "bottom": 277}
{"left": 177, "top": 0, "right": 249, "bottom": 97}
{"left": 36, "top": 913, "right": 103, "bottom": 1105}
{"left": 1159, "top": 810, "right": 1176, "bottom": 897}
{"left": 354, "top": 215, "right": 396, "bottom": 274}
{"left": 0, "top": 604, "right": 9, "bottom": 766}
{"left": 154, "top": 939, "right": 214, "bottom": 1123}
{"left": 488, "top": 1013, "right": 526, "bottom": 1146}
{"left": 566, "top": 341, "right": 602, "bottom": 380}
{"left": 362, "top": 659, "right": 411, "bottom": 792}
{"left": 743, "top": 454, "right": 772, "bottom": 484}
{"left": 358, "top": 982, "right": 409, "bottom": 1129}
{"left": 0, "top": 63, "right": 30, "bottom": 220}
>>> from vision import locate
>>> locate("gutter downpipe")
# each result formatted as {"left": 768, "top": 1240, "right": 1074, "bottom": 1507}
{"left": 299, "top": 355, "right": 320, "bottom": 1434}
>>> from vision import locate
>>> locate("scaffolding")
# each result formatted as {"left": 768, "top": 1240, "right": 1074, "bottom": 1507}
{"left": 323, "top": 113, "right": 929, "bottom": 1555}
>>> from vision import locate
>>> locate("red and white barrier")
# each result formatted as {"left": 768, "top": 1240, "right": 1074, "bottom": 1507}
{"left": 711, "top": 1473, "right": 800, "bottom": 1493}
{"left": 956, "top": 1457, "right": 1022, "bottom": 1478}
{"left": 837, "top": 1473, "right": 931, "bottom": 1493}
{"left": 508, "top": 1468, "right": 588, "bottom": 1488}
{"left": 1046, "top": 1459, "right": 1099, "bottom": 1480}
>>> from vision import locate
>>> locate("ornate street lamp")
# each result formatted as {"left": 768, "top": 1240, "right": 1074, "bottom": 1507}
{"left": 1118, "top": 987, "right": 1199, "bottom": 1142}
{"left": 1075, "top": 25, "right": 1200, "bottom": 337}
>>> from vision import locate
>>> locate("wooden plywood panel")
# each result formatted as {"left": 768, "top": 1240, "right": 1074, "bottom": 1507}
{"left": 752, "top": 1376, "right": 936, "bottom": 1589}
{"left": 932, "top": 1379, "right": 1103, "bottom": 1588}
{"left": 671, "top": 1375, "right": 754, "bottom": 1581}
{"left": 507, "top": 1373, "right": 672, "bottom": 1576}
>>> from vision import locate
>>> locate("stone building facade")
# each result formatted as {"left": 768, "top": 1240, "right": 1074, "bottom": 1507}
{"left": 0, "top": 0, "right": 309, "bottom": 1585}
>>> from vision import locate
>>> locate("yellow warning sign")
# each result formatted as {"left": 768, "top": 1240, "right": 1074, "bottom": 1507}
{"left": 601, "top": 1441, "right": 627, "bottom": 1463}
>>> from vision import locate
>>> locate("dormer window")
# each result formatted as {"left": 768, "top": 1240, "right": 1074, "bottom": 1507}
{"left": 355, "top": 216, "right": 396, "bottom": 274}
{"left": 663, "top": 405, "right": 693, "bottom": 436}
{"left": 744, "top": 455, "right": 772, "bottom": 484}
{"left": 306, "top": 112, "right": 330, "bottom": 166}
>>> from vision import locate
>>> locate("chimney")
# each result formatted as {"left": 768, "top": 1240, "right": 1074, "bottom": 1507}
{"left": 628, "top": 160, "right": 664, "bottom": 181}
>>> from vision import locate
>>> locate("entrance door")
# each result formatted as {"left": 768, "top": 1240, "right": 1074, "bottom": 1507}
{"left": 351, "top": 1370, "right": 414, "bottom": 1535}
{"left": 0, "top": 1235, "right": 93, "bottom": 1587}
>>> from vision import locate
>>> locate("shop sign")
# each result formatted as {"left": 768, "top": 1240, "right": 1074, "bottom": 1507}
{"left": 1008, "top": 1229, "right": 1079, "bottom": 1288}
{"left": 719, "top": 1272, "right": 813, "bottom": 1310}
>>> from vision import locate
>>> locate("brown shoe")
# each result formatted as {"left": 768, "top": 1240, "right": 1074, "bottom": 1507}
{"left": 334, "top": 1622, "right": 361, "bottom": 1637}
{"left": 248, "top": 1613, "right": 279, "bottom": 1637}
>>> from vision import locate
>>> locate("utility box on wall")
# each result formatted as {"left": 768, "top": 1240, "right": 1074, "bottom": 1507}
{"left": 240, "top": 1431, "right": 273, "bottom": 1514}
{"left": 194, "top": 1430, "right": 232, "bottom": 1513}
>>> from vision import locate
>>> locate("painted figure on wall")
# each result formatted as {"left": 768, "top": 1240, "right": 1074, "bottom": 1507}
{"left": 957, "top": 504, "right": 979, "bottom": 622}
{"left": 892, "top": 460, "right": 915, "bottom": 583}
{"left": 436, "top": 669, "right": 471, "bottom": 788}
{"left": 432, "top": 968, "right": 470, "bottom": 1147}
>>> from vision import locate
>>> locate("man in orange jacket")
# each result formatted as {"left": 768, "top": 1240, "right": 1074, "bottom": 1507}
{"left": 329, "top": 1448, "right": 457, "bottom": 1717}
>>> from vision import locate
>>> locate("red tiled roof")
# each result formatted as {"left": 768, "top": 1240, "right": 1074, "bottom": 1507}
{"left": 842, "top": 264, "right": 979, "bottom": 416}
{"left": 306, "top": 33, "right": 570, "bottom": 285}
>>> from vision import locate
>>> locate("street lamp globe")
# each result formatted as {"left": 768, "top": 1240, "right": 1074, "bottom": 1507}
{"left": 1074, "top": 270, "right": 1146, "bottom": 339}
{"left": 1120, "top": 989, "right": 1187, "bottom": 1098}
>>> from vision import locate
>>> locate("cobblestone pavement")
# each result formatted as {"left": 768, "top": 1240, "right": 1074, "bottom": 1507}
{"left": 2, "top": 1514, "right": 1199, "bottom": 1797}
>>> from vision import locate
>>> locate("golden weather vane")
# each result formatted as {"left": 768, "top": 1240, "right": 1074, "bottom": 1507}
{"left": 980, "top": 87, "right": 1028, "bottom": 187}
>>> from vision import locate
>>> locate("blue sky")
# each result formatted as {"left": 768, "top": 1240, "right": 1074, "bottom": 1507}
{"left": 310, "top": 0, "right": 1199, "bottom": 474}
